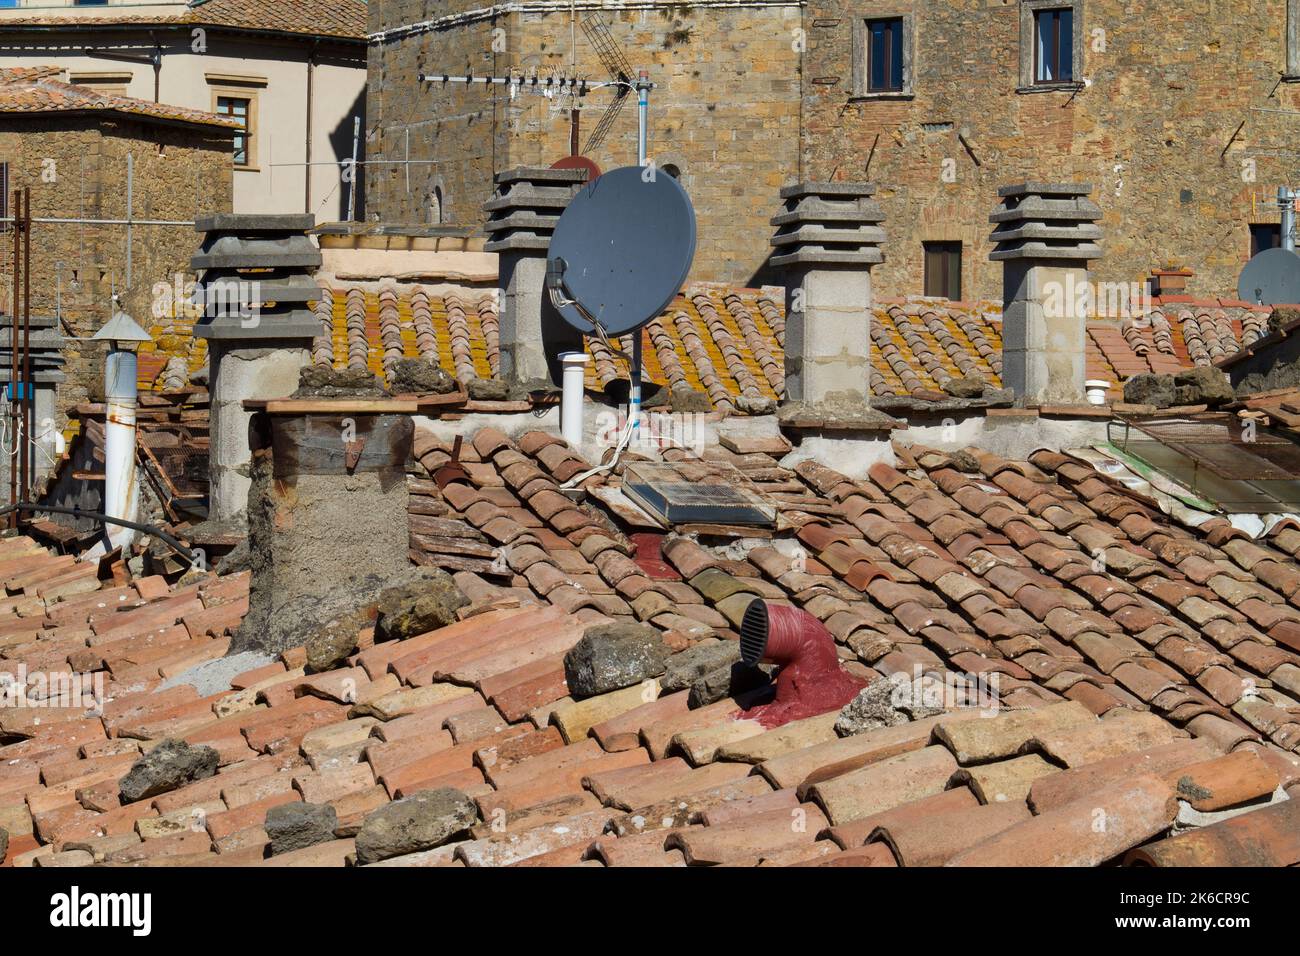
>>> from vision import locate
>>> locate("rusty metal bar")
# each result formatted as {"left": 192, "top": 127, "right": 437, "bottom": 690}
{"left": 21, "top": 188, "right": 31, "bottom": 504}
{"left": 8, "top": 187, "right": 17, "bottom": 528}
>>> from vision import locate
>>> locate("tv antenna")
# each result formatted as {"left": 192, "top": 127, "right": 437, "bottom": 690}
{"left": 419, "top": 13, "right": 654, "bottom": 166}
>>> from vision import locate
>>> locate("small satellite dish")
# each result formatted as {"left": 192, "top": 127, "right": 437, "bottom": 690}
{"left": 1238, "top": 247, "right": 1300, "bottom": 305}
{"left": 546, "top": 165, "right": 696, "bottom": 337}
{"left": 551, "top": 154, "right": 602, "bottom": 182}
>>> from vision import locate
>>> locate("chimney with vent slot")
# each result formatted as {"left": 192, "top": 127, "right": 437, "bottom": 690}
{"left": 193, "top": 214, "right": 322, "bottom": 531}
{"left": 484, "top": 167, "right": 588, "bottom": 390}
{"left": 769, "top": 182, "right": 886, "bottom": 410}
{"left": 990, "top": 183, "right": 1102, "bottom": 406}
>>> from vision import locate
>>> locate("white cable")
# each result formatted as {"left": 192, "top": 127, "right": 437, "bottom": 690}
{"left": 561, "top": 408, "right": 636, "bottom": 489}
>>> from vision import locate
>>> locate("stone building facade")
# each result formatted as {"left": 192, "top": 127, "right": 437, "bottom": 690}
{"left": 0, "top": 0, "right": 368, "bottom": 221}
{"left": 366, "top": 0, "right": 803, "bottom": 285}
{"left": 801, "top": 0, "right": 1300, "bottom": 302}
{"left": 0, "top": 68, "right": 234, "bottom": 412}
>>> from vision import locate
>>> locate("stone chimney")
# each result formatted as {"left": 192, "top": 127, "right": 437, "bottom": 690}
{"left": 484, "top": 167, "right": 588, "bottom": 389}
{"left": 990, "top": 183, "right": 1102, "bottom": 405}
{"left": 769, "top": 182, "right": 886, "bottom": 409}
{"left": 233, "top": 395, "right": 415, "bottom": 656}
{"left": 192, "top": 214, "right": 322, "bottom": 529}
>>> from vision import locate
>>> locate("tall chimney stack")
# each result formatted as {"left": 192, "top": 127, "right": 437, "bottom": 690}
{"left": 990, "top": 183, "right": 1102, "bottom": 405}
{"left": 192, "top": 214, "right": 322, "bottom": 530}
{"left": 484, "top": 167, "right": 587, "bottom": 390}
{"left": 770, "top": 182, "right": 886, "bottom": 410}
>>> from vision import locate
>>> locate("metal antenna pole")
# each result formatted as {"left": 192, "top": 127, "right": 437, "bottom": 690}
{"left": 21, "top": 188, "right": 30, "bottom": 503}
{"left": 637, "top": 70, "right": 649, "bottom": 166}
{"left": 627, "top": 70, "right": 653, "bottom": 437}
{"left": 8, "top": 187, "right": 17, "bottom": 525}
{"left": 348, "top": 116, "right": 361, "bottom": 222}
{"left": 1282, "top": 186, "right": 1296, "bottom": 252}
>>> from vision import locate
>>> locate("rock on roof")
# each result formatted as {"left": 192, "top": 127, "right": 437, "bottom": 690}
{"left": 0, "top": 66, "right": 240, "bottom": 130}
{"left": 0, "top": 0, "right": 367, "bottom": 41}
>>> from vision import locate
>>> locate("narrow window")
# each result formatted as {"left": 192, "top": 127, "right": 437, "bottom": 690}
{"left": 0, "top": 162, "right": 8, "bottom": 233}
{"left": 1250, "top": 223, "right": 1282, "bottom": 258}
{"left": 924, "top": 242, "right": 963, "bottom": 300}
{"left": 868, "top": 18, "right": 905, "bottom": 93}
{"left": 1035, "top": 8, "right": 1074, "bottom": 83}
{"left": 215, "top": 96, "right": 252, "bottom": 167}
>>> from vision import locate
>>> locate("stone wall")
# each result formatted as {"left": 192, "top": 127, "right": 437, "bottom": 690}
{"left": 802, "top": 0, "right": 1300, "bottom": 301}
{"left": 365, "top": 0, "right": 803, "bottom": 285}
{"left": 0, "top": 114, "right": 233, "bottom": 411}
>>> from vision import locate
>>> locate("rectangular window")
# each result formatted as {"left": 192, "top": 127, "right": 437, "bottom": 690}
{"left": 1251, "top": 223, "right": 1282, "bottom": 258}
{"left": 853, "top": 14, "right": 913, "bottom": 97}
{"left": 868, "top": 18, "right": 905, "bottom": 93}
{"left": 1035, "top": 7, "right": 1074, "bottom": 83}
{"left": 215, "top": 96, "right": 251, "bottom": 167}
{"left": 0, "top": 162, "right": 8, "bottom": 232}
{"left": 924, "top": 242, "right": 962, "bottom": 300}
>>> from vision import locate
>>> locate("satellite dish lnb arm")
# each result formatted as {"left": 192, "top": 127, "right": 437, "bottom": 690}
{"left": 547, "top": 256, "right": 631, "bottom": 362}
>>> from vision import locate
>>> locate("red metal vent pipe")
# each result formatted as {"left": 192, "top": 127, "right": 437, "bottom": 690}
{"left": 739, "top": 599, "right": 868, "bottom": 728}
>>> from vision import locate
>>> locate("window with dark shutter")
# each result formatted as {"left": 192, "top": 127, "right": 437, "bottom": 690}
{"left": 1250, "top": 223, "right": 1283, "bottom": 258}
{"left": 924, "top": 242, "right": 963, "bottom": 301}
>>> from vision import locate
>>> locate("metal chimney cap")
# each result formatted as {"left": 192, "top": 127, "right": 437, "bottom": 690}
{"left": 94, "top": 311, "right": 153, "bottom": 344}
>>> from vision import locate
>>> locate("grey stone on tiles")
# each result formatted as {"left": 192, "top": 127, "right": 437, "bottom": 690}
{"left": 355, "top": 788, "right": 479, "bottom": 865}
{"left": 266, "top": 802, "right": 339, "bottom": 856}
{"left": 564, "top": 622, "right": 671, "bottom": 698}
{"left": 390, "top": 357, "right": 457, "bottom": 395}
{"left": 118, "top": 739, "right": 219, "bottom": 803}
{"left": 374, "top": 570, "right": 469, "bottom": 643}
{"left": 661, "top": 639, "right": 743, "bottom": 693}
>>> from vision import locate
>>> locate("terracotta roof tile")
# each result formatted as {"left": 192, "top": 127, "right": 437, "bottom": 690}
{"left": 0, "top": 67, "right": 239, "bottom": 130}
{"left": 0, "top": 0, "right": 366, "bottom": 40}
{"left": 17, "top": 409, "right": 1300, "bottom": 867}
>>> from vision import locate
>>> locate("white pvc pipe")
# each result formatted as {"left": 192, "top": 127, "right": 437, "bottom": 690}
{"left": 560, "top": 351, "right": 590, "bottom": 449}
{"left": 102, "top": 348, "right": 140, "bottom": 551}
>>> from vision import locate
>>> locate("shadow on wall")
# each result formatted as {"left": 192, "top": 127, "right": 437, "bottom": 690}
{"left": 328, "top": 88, "right": 367, "bottom": 223}
{"left": 747, "top": 257, "right": 784, "bottom": 290}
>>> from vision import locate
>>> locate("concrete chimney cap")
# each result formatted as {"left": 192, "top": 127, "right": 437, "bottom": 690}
{"left": 94, "top": 311, "right": 152, "bottom": 344}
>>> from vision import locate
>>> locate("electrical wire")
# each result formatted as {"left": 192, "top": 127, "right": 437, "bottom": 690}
{"left": 0, "top": 502, "right": 197, "bottom": 567}
{"left": 0, "top": 398, "right": 57, "bottom": 472}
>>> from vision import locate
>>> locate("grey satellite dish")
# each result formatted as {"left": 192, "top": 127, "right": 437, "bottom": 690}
{"left": 1238, "top": 247, "right": 1300, "bottom": 305}
{"left": 546, "top": 165, "right": 696, "bottom": 337}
